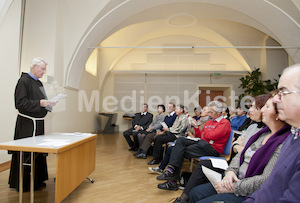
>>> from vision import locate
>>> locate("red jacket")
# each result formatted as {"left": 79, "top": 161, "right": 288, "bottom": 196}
{"left": 194, "top": 118, "right": 231, "bottom": 154}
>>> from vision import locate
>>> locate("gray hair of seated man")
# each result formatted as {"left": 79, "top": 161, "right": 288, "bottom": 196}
{"left": 208, "top": 101, "right": 223, "bottom": 113}
{"left": 177, "top": 104, "right": 185, "bottom": 113}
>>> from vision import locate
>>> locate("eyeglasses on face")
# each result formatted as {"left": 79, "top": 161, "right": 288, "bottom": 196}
{"left": 276, "top": 90, "right": 300, "bottom": 99}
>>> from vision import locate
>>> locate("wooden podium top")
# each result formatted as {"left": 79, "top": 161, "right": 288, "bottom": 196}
{"left": 0, "top": 133, "right": 97, "bottom": 154}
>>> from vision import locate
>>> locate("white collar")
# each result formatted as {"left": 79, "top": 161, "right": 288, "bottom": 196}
{"left": 141, "top": 112, "right": 147, "bottom": 115}
{"left": 214, "top": 115, "right": 224, "bottom": 122}
{"left": 169, "top": 111, "right": 175, "bottom": 116}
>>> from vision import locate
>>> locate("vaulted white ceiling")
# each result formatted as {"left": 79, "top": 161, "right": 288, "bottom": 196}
{"left": 66, "top": 0, "right": 300, "bottom": 89}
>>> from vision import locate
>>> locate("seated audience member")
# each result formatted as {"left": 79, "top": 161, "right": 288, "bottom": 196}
{"left": 184, "top": 106, "right": 193, "bottom": 125}
{"left": 193, "top": 107, "right": 202, "bottom": 121}
{"left": 156, "top": 101, "right": 231, "bottom": 190}
{"left": 136, "top": 104, "right": 166, "bottom": 147}
{"left": 229, "top": 107, "right": 237, "bottom": 121}
{"left": 237, "top": 113, "right": 251, "bottom": 131}
{"left": 188, "top": 96, "right": 290, "bottom": 203}
{"left": 123, "top": 103, "right": 153, "bottom": 151}
{"left": 232, "top": 94, "right": 269, "bottom": 154}
{"left": 172, "top": 94, "right": 270, "bottom": 202}
{"left": 230, "top": 105, "right": 247, "bottom": 131}
{"left": 149, "top": 107, "right": 210, "bottom": 174}
{"left": 222, "top": 107, "right": 230, "bottom": 121}
{"left": 192, "top": 106, "right": 210, "bottom": 131}
{"left": 134, "top": 102, "right": 177, "bottom": 159}
{"left": 244, "top": 64, "right": 300, "bottom": 203}
{"left": 148, "top": 104, "right": 189, "bottom": 165}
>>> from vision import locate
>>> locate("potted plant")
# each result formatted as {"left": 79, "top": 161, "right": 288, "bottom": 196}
{"left": 238, "top": 68, "right": 278, "bottom": 103}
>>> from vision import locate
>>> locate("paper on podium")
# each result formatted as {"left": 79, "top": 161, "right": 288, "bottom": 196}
{"left": 37, "top": 139, "right": 71, "bottom": 147}
{"left": 50, "top": 94, "right": 67, "bottom": 102}
{"left": 202, "top": 165, "right": 222, "bottom": 186}
{"left": 160, "top": 122, "right": 168, "bottom": 129}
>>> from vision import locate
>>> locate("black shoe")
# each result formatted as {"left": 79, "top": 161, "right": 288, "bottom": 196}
{"left": 148, "top": 159, "right": 160, "bottom": 165}
{"left": 158, "top": 180, "right": 178, "bottom": 191}
{"left": 157, "top": 170, "right": 176, "bottom": 180}
{"left": 134, "top": 153, "right": 147, "bottom": 159}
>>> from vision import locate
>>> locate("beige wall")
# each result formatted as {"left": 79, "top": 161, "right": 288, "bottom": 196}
{"left": 0, "top": 0, "right": 21, "bottom": 163}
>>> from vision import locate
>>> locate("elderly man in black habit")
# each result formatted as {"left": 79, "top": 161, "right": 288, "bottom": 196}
{"left": 9, "top": 57, "right": 57, "bottom": 192}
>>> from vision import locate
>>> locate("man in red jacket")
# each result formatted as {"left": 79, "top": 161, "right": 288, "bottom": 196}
{"left": 157, "top": 101, "right": 231, "bottom": 190}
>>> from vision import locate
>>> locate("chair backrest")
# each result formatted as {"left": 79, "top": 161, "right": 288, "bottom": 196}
{"left": 220, "top": 130, "right": 234, "bottom": 161}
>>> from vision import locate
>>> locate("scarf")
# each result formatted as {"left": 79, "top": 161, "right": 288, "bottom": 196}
{"left": 240, "top": 125, "right": 291, "bottom": 178}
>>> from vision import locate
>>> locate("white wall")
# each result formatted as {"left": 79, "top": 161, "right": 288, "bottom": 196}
{"left": 0, "top": 0, "right": 21, "bottom": 163}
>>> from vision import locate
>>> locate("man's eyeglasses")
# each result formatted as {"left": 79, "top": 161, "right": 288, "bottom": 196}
{"left": 276, "top": 90, "right": 300, "bottom": 99}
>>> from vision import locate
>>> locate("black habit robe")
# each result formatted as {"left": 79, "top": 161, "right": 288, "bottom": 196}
{"left": 9, "top": 72, "right": 49, "bottom": 191}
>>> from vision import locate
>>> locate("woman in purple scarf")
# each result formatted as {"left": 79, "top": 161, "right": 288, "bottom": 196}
{"left": 189, "top": 96, "right": 291, "bottom": 203}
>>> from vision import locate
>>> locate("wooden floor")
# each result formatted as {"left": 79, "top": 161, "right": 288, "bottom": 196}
{"left": 0, "top": 132, "right": 183, "bottom": 202}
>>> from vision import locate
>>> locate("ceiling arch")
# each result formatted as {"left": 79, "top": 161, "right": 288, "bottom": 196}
{"left": 102, "top": 20, "right": 255, "bottom": 73}
{"left": 65, "top": 0, "right": 300, "bottom": 89}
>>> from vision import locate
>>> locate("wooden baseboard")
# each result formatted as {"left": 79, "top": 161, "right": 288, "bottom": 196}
{"left": 0, "top": 161, "right": 11, "bottom": 172}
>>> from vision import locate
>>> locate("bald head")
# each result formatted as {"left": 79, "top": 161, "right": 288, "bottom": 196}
{"left": 273, "top": 63, "right": 300, "bottom": 128}
{"left": 282, "top": 63, "right": 300, "bottom": 89}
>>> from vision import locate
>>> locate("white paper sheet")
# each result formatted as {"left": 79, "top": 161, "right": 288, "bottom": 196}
{"left": 202, "top": 165, "right": 222, "bottom": 186}
{"left": 210, "top": 158, "right": 229, "bottom": 170}
{"left": 37, "top": 139, "right": 70, "bottom": 147}
{"left": 186, "top": 136, "right": 201, "bottom": 141}
{"left": 53, "top": 132, "right": 93, "bottom": 137}
{"left": 50, "top": 94, "right": 67, "bottom": 102}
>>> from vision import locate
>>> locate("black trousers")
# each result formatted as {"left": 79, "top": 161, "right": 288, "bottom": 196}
{"left": 123, "top": 128, "right": 139, "bottom": 149}
{"left": 152, "top": 132, "right": 177, "bottom": 161}
{"left": 169, "top": 137, "right": 220, "bottom": 180}
{"left": 183, "top": 160, "right": 225, "bottom": 196}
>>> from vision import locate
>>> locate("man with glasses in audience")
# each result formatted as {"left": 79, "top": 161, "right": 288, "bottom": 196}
{"left": 244, "top": 64, "right": 300, "bottom": 202}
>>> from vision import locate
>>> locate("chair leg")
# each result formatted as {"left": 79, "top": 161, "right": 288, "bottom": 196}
{"left": 162, "top": 144, "right": 166, "bottom": 159}
{"left": 86, "top": 177, "right": 94, "bottom": 183}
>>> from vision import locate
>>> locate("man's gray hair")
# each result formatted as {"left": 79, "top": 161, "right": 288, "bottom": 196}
{"left": 208, "top": 101, "right": 223, "bottom": 113}
{"left": 30, "top": 57, "right": 48, "bottom": 70}
{"left": 177, "top": 104, "right": 185, "bottom": 113}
